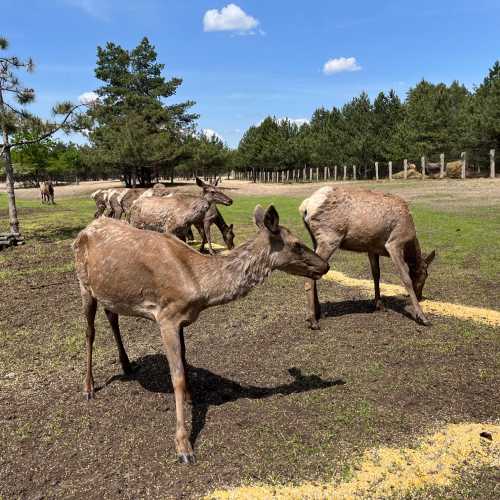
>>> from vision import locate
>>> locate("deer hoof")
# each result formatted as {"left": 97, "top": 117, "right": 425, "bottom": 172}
{"left": 415, "top": 313, "right": 431, "bottom": 326}
{"left": 84, "top": 390, "right": 95, "bottom": 400}
{"left": 178, "top": 453, "right": 196, "bottom": 465}
{"left": 374, "top": 300, "right": 385, "bottom": 311}
{"left": 307, "top": 319, "right": 321, "bottom": 330}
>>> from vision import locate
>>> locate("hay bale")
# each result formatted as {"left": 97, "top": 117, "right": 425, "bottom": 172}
{"left": 393, "top": 164, "right": 422, "bottom": 179}
{"left": 446, "top": 160, "right": 462, "bottom": 178}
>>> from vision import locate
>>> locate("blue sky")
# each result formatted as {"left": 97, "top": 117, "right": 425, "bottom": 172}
{"left": 3, "top": 0, "right": 500, "bottom": 147}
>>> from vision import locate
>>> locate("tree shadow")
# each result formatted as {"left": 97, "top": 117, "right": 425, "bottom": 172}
{"left": 103, "top": 354, "right": 345, "bottom": 448}
{"left": 322, "top": 296, "right": 416, "bottom": 321}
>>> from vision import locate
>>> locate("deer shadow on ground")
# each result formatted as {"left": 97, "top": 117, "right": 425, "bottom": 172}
{"left": 104, "top": 354, "right": 345, "bottom": 448}
{"left": 321, "top": 296, "right": 416, "bottom": 322}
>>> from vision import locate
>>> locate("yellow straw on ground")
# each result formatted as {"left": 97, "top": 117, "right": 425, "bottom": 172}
{"left": 206, "top": 422, "right": 500, "bottom": 500}
{"left": 323, "top": 270, "right": 500, "bottom": 327}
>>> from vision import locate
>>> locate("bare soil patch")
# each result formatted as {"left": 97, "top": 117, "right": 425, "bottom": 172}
{"left": 0, "top": 236, "right": 498, "bottom": 499}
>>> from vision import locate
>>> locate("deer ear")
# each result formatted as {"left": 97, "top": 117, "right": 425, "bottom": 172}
{"left": 425, "top": 250, "right": 436, "bottom": 265}
{"left": 196, "top": 177, "right": 205, "bottom": 188}
{"left": 264, "top": 205, "right": 280, "bottom": 233}
{"left": 253, "top": 205, "right": 266, "bottom": 228}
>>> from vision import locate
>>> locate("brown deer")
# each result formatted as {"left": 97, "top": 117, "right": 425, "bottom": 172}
{"left": 194, "top": 204, "right": 235, "bottom": 254}
{"left": 90, "top": 189, "right": 109, "bottom": 218}
{"left": 40, "top": 181, "right": 54, "bottom": 204}
{"left": 300, "top": 186, "right": 436, "bottom": 329}
{"left": 128, "top": 178, "right": 232, "bottom": 241}
{"left": 72, "top": 205, "right": 329, "bottom": 464}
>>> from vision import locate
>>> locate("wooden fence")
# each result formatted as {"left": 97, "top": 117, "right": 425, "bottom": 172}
{"left": 233, "top": 150, "right": 497, "bottom": 183}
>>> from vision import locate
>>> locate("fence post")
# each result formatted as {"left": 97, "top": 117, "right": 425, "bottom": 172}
{"left": 324, "top": 166, "right": 327, "bottom": 181}
{"left": 461, "top": 152, "right": 466, "bottom": 179}
{"left": 309, "top": 168, "right": 313, "bottom": 182}
{"left": 389, "top": 161, "right": 393, "bottom": 181}
{"left": 334, "top": 165, "right": 337, "bottom": 181}
{"left": 490, "top": 149, "right": 495, "bottom": 179}
{"left": 316, "top": 167, "right": 319, "bottom": 182}
{"left": 343, "top": 165, "right": 347, "bottom": 181}
{"left": 353, "top": 165, "right": 357, "bottom": 181}
{"left": 375, "top": 161, "right": 379, "bottom": 181}
{"left": 404, "top": 159, "right": 408, "bottom": 179}
{"left": 440, "top": 153, "right": 445, "bottom": 179}
{"left": 421, "top": 156, "right": 426, "bottom": 179}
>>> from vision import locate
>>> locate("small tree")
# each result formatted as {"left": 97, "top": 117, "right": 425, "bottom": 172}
{"left": 0, "top": 37, "right": 81, "bottom": 235}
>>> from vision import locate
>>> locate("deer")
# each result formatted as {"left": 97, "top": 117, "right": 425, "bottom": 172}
{"left": 72, "top": 205, "right": 329, "bottom": 464}
{"left": 90, "top": 189, "right": 109, "bottom": 218}
{"left": 299, "top": 186, "right": 436, "bottom": 329}
{"left": 128, "top": 178, "right": 232, "bottom": 241}
{"left": 194, "top": 204, "right": 235, "bottom": 254}
{"left": 40, "top": 181, "right": 54, "bottom": 204}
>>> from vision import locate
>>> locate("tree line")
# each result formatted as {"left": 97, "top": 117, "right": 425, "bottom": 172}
{"left": 234, "top": 62, "right": 499, "bottom": 179}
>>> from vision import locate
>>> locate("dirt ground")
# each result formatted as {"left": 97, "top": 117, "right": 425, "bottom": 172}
{"left": 0, "top": 181, "right": 499, "bottom": 499}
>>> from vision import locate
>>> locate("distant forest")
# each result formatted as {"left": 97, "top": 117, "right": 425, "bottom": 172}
{"left": 3, "top": 36, "right": 499, "bottom": 185}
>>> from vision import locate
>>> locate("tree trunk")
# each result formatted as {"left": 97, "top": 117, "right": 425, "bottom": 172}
{"left": 2, "top": 145, "right": 20, "bottom": 234}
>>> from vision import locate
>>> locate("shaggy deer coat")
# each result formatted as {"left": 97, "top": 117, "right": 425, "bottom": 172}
{"left": 72, "top": 206, "right": 329, "bottom": 463}
{"left": 300, "top": 186, "right": 435, "bottom": 328}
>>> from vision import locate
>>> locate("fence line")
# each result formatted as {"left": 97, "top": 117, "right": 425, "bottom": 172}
{"left": 234, "top": 149, "right": 496, "bottom": 183}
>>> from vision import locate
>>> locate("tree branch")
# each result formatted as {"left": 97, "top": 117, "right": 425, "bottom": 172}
{"left": 10, "top": 104, "right": 83, "bottom": 148}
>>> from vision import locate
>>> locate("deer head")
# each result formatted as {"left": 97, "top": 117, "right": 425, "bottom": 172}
{"left": 412, "top": 250, "right": 436, "bottom": 301}
{"left": 196, "top": 177, "right": 232, "bottom": 206}
{"left": 222, "top": 223, "right": 235, "bottom": 250}
{"left": 253, "top": 205, "right": 329, "bottom": 280}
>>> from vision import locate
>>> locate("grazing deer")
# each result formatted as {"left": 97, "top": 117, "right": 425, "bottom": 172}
{"left": 299, "top": 186, "right": 436, "bottom": 329}
{"left": 40, "top": 181, "right": 55, "bottom": 204}
{"left": 194, "top": 204, "right": 235, "bottom": 254}
{"left": 128, "top": 178, "right": 232, "bottom": 241}
{"left": 90, "top": 189, "right": 109, "bottom": 218}
{"left": 72, "top": 205, "right": 329, "bottom": 464}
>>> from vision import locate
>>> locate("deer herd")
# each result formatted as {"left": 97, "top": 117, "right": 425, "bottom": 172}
{"left": 74, "top": 178, "right": 435, "bottom": 464}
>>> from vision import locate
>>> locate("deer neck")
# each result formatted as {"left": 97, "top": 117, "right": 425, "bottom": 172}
{"left": 199, "top": 234, "right": 272, "bottom": 307}
{"left": 405, "top": 237, "right": 424, "bottom": 276}
{"left": 189, "top": 196, "right": 210, "bottom": 223}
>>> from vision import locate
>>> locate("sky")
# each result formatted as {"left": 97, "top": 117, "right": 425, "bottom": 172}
{"left": 3, "top": 0, "right": 500, "bottom": 147}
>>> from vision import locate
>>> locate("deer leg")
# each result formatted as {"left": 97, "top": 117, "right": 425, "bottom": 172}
{"left": 159, "top": 318, "right": 195, "bottom": 464}
{"left": 204, "top": 219, "right": 215, "bottom": 255}
{"left": 82, "top": 292, "right": 97, "bottom": 400}
{"left": 386, "top": 243, "right": 430, "bottom": 325}
{"left": 305, "top": 240, "right": 339, "bottom": 330}
{"left": 368, "top": 253, "right": 384, "bottom": 311}
{"left": 179, "top": 327, "right": 192, "bottom": 404}
{"left": 104, "top": 309, "right": 134, "bottom": 375}
{"left": 196, "top": 224, "right": 207, "bottom": 253}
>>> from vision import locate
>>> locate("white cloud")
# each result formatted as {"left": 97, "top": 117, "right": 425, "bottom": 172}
{"left": 78, "top": 91, "right": 99, "bottom": 105}
{"left": 64, "top": 0, "right": 109, "bottom": 19}
{"left": 203, "top": 4, "right": 259, "bottom": 33}
{"left": 203, "top": 128, "right": 224, "bottom": 141}
{"left": 323, "top": 57, "right": 361, "bottom": 75}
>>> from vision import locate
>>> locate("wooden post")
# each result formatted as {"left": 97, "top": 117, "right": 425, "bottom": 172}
{"left": 375, "top": 161, "right": 379, "bottom": 181}
{"left": 303, "top": 166, "right": 306, "bottom": 182}
{"left": 421, "top": 156, "right": 426, "bottom": 179}
{"left": 461, "top": 152, "right": 466, "bottom": 179}
{"left": 334, "top": 165, "right": 337, "bottom": 181}
{"left": 316, "top": 167, "right": 319, "bottom": 182}
{"left": 490, "top": 149, "right": 496, "bottom": 179}
{"left": 389, "top": 161, "right": 393, "bottom": 181}
{"left": 440, "top": 153, "right": 445, "bottom": 179}
{"left": 353, "top": 165, "right": 357, "bottom": 181}
{"left": 324, "top": 166, "right": 327, "bottom": 181}
{"left": 309, "top": 167, "right": 313, "bottom": 182}
{"left": 343, "top": 165, "right": 347, "bottom": 181}
{"left": 404, "top": 159, "right": 408, "bottom": 179}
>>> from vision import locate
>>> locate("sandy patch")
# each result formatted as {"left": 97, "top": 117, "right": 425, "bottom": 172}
{"left": 324, "top": 271, "right": 500, "bottom": 327}
{"left": 207, "top": 422, "right": 499, "bottom": 499}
